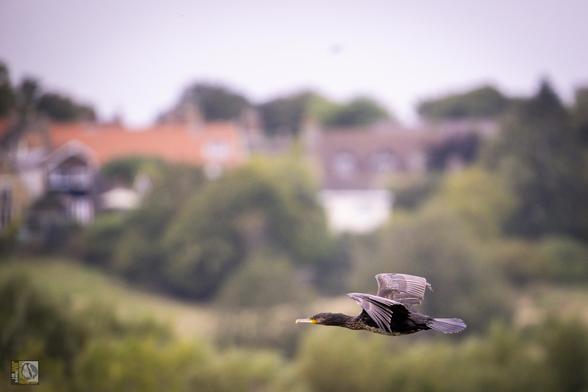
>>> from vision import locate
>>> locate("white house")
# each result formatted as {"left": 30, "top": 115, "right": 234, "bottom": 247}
{"left": 312, "top": 126, "right": 433, "bottom": 233}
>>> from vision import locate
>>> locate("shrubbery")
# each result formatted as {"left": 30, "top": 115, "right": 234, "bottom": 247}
{"left": 83, "top": 155, "right": 333, "bottom": 301}
{"left": 7, "top": 272, "right": 587, "bottom": 392}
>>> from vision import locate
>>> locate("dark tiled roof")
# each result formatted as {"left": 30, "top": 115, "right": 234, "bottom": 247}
{"left": 315, "top": 128, "right": 435, "bottom": 190}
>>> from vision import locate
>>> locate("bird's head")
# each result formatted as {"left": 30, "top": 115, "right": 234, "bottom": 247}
{"left": 296, "top": 313, "right": 350, "bottom": 326}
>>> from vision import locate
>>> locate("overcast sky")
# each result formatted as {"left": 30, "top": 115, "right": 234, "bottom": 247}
{"left": 1, "top": 0, "right": 587, "bottom": 126}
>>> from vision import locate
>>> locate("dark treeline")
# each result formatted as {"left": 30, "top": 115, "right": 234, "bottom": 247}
{"left": 0, "top": 61, "right": 96, "bottom": 122}
{"left": 160, "top": 82, "right": 393, "bottom": 135}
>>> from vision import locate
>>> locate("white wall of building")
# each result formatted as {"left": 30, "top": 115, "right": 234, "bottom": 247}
{"left": 320, "top": 189, "right": 392, "bottom": 233}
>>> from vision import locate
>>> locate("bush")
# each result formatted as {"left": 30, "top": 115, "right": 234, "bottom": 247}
{"left": 162, "top": 158, "right": 330, "bottom": 299}
{"left": 296, "top": 329, "right": 391, "bottom": 392}
{"left": 538, "top": 237, "right": 588, "bottom": 283}
{"left": 491, "top": 240, "right": 546, "bottom": 285}
{"left": 391, "top": 174, "right": 441, "bottom": 211}
{"left": 491, "top": 237, "right": 588, "bottom": 285}
{"left": 217, "top": 253, "right": 313, "bottom": 308}
{"left": 82, "top": 213, "right": 126, "bottom": 266}
{"left": 350, "top": 209, "right": 513, "bottom": 331}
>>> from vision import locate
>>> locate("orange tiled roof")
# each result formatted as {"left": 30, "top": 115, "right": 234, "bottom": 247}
{"left": 48, "top": 122, "right": 247, "bottom": 166}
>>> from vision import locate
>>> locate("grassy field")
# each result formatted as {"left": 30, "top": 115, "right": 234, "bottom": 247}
{"left": 2, "top": 256, "right": 587, "bottom": 340}
{"left": 0, "top": 257, "right": 220, "bottom": 339}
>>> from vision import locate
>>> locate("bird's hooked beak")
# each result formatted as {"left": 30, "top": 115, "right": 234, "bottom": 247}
{"left": 295, "top": 318, "right": 317, "bottom": 324}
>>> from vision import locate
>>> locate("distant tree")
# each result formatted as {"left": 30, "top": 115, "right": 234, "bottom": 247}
{"left": 391, "top": 174, "right": 442, "bottom": 211}
{"left": 541, "top": 318, "right": 588, "bottom": 392}
{"left": 0, "top": 274, "right": 87, "bottom": 370}
{"left": 83, "top": 161, "right": 206, "bottom": 284}
{"left": 418, "top": 85, "right": 510, "bottom": 121}
{"left": 0, "top": 63, "right": 97, "bottom": 123}
{"left": 488, "top": 81, "right": 588, "bottom": 239}
{"left": 323, "top": 96, "right": 390, "bottom": 128}
{"left": 427, "top": 133, "right": 481, "bottom": 170}
{"left": 257, "top": 91, "right": 329, "bottom": 136}
{"left": 572, "top": 86, "right": 588, "bottom": 145}
{"left": 16, "top": 78, "right": 41, "bottom": 117}
{"left": 36, "top": 92, "right": 96, "bottom": 122}
{"left": 100, "top": 156, "right": 166, "bottom": 185}
{"left": 176, "top": 82, "right": 249, "bottom": 121}
{"left": 162, "top": 156, "right": 331, "bottom": 299}
{"left": 350, "top": 208, "right": 512, "bottom": 331}
{"left": 216, "top": 253, "right": 312, "bottom": 308}
{"left": 425, "top": 167, "right": 516, "bottom": 238}
{"left": 0, "top": 62, "right": 15, "bottom": 117}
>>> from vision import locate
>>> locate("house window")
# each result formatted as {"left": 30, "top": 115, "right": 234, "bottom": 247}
{"left": 203, "top": 141, "right": 230, "bottom": 161}
{"left": 0, "top": 188, "right": 12, "bottom": 230}
{"left": 333, "top": 151, "right": 357, "bottom": 179}
{"left": 371, "top": 150, "right": 398, "bottom": 172}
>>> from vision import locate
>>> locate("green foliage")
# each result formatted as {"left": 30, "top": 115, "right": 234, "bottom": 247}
{"left": 82, "top": 213, "right": 127, "bottom": 265}
{"left": 23, "top": 193, "right": 80, "bottom": 253}
{"left": 75, "top": 338, "right": 208, "bottom": 392}
{"left": 538, "top": 237, "right": 588, "bottom": 283}
{"left": 572, "top": 86, "right": 588, "bottom": 145}
{"left": 0, "top": 221, "right": 19, "bottom": 255}
{"left": 36, "top": 92, "right": 96, "bottom": 122}
{"left": 163, "top": 157, "right": 330, "bottom": 299}
{"left": 0, "top": 62, "right": 97, "bottom": 122}
{"left": 425, "top": 167, "right": 516, "bottom": 238}
{"left": 418, "top": 85, "right": 510, "bottom": 121}
{"left": 217, "top": 253, "right": 312, "bottom": 308}
{"left": 350, "top": 209, "right": 513, "bottom": 331}
{"left": 100, "top": 156, "right": 165, "bottom": 185}
{"left": 208, "top": 349, "right": 284, "bottom": 391}
{"left": 85, "top": 156, "right": 332, "bottom": 301}
{"left": 258, "top": 91, "right": 390, "bottom": 135}
{"left": 0, "top": 61, "right": 15, "bottom": 117}
{"left": 539, "top": 318, "right": 588, "bottom": 392}
{"left": 0, "top": 274, "right": 87, "bottom": 369}
{"left": 179, "top": 82, "right": 249, "bottom": 121}
{"left": 258, "top": 91, "right": 320, "bottom": 136}
{"left": 0, "top": 269, "right": 286, "bottom": 392}
{"left": 84, "top": 162, "right": 205, "bottom": 286}
{"left": 491, "top": 239, "right": 546, "bottom": 285}
{"left": 292, "top": 321, "right": 588, "bottom": 392}
{"left": 487, "top": 81, "right": 588, "bottom": 240}
{"left": 3, "top": 257, "right": 588, "bottom": 392}
{"left": 408, "top": 234, "right": 588, "bottom": 288}
{"left": 297, "top": 330, "right": 391, "bottom": 392}
{"left": 323, "top": 96, "right": 390, "bottom": 128}
{"left": 391, "top": 174, "right": 442, "bottom": 211}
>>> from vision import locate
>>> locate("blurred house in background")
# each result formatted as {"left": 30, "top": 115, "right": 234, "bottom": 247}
{"left": 1, "top": 120, "right": 249, "bottom": 227}
{"left": 308, "top": 119, "right": 493, "bottom": 233}
{"left": 310, "top": 125, "right": 433, "bottom": 233}
{"left": 48, "top": 122, "right": 248, "bottom": 177}
{"left": 43, "top": 140, "right": 97, "bottom": 223}
{"left": 0, "top": 109, "right": 495, "bottom": 233}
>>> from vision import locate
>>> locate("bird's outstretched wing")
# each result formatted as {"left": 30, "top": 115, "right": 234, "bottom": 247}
{"left": 375, "top": 273, "right": 431, "bottom": 307}
{"left": 347, "top": 292, "right": 408, "bottom": 332}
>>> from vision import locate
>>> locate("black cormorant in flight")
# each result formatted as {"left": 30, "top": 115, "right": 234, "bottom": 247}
{"left": 296, "top": 273, "right": 466, "bottom": 335}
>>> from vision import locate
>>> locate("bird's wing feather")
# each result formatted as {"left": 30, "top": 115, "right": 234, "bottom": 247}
{"left": 347, "top": 292, "right": 407, "bottom": 332}
{"left": 375, "top": 273, "right": 431, "bottom": 306}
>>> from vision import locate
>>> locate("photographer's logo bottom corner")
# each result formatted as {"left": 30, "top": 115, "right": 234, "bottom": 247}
{"left": 10, "top": 360, "right": 39, "bottom": 385}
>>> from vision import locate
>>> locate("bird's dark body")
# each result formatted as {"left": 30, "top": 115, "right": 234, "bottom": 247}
{"left": 296, "top": 273, "right": 467, "bottom": 336}
{"left": 355, "top": 308, "right": 431, "bottom": 335}
{"left": 316, "top": 308, "right": 431, "bottom": 336}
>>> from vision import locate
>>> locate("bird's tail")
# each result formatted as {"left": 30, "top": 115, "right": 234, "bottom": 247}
{"left": 426, "top": 318, "right": 467, "bottom": 334}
